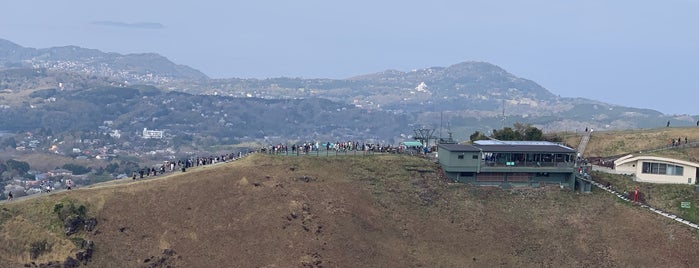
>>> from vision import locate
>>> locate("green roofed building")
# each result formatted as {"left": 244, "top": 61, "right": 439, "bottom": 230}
{"left": 438, "top": 140, "right": 579, "bottom": 188}
{"left": 400, "top": 141, "right": 423, "bottom": 147}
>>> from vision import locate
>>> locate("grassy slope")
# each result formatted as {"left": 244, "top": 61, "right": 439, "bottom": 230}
{"left": 564, "top": 126, "right": 699, "bottom": 159}
{"left": 562, "top": 126, "right": 699, "bottom": 223}
{"left": 1, "top": 154, "right": 699, "bottom": 267}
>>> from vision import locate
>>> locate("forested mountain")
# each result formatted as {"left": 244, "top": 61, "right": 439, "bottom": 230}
{"left": 0, "top": 84, "right": 407, "bottom": 145}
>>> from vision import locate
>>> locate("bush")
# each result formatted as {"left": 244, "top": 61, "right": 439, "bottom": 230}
{"left": 53, "top": 200, "right": 87, "bottom": 222}
{"left": 29, "top": 239, "right": 51, "bottom": 260}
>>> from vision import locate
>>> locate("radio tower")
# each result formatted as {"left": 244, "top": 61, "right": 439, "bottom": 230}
{"left": 414, "top": 128, "right": 435, "bottom": 148}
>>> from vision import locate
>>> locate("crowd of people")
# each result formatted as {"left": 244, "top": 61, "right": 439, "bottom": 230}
{"left": 132, "top": 151, "right": 249, "bottom": 180}
{"left": 4, "top": 151, "right": 252, "bottom": 202}
{"left": 263, "top": 141, "right": 422, "bottom": 155}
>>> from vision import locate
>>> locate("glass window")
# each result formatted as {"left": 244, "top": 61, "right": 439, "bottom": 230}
{"left": 675, "top": 166, "right": 684, "bottom": 176}
{"left": 641, "top": 161, "right": 684, "bottom": 176}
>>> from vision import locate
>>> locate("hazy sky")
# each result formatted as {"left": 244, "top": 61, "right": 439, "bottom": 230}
{"left": 1, "top": 0, "right": 697, "bottom": 115}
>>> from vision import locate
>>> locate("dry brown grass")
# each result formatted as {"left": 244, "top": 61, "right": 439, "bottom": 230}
{"left": 565, "top": 126, "right": 699, "bottom": 158}
{"left": 1, "top": 154, "right": 699, "bottom": 267}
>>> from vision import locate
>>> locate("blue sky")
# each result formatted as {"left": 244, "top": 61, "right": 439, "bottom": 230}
{"left": 1, "top": 0, "right": 697, "bottom": 115}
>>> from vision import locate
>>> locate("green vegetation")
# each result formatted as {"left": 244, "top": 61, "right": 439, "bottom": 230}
{"left": 470, "top": 123, "right": 562, "bottom": 142}
{"left": 592, "top": 171, "right": 698, "bottom": 223}
{"left": 61, "top": 163, "right": 91, "bottom": 175}
{"left": 53, "top": 199, "right": 87, "bottom": 222}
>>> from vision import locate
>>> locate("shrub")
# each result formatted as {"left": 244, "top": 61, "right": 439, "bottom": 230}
{"left": 29, "top": 239, "right": 51, "bottom": 260}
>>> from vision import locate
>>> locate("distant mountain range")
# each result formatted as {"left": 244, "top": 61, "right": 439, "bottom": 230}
{"left": 1, "top": 38, "right": 697, "bottom": 143}
{"left": 0, "top": 38, "right": 207, "bottom": 82}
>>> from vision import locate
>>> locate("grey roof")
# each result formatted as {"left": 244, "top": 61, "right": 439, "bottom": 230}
{"left": 439, "top": 143, "right": 481, "bottom": 152}
{"left": 440, "top": 142, "right": 576, "bottom": 154}
{"left": 475, "top": 140, "right": 562, "bottom": 146}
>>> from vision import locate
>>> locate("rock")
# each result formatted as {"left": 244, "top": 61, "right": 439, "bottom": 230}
{"left": 84, "top": 217, "right": 98, "bottom": 232}
{"left": 64, "top": 215, "right": 84, "bottom": 236}
{"left": 75, "top": 240, "right": 94, "bottom": 265}
{"left": 75, "top": 251, "right": 85, "bottom": 262}
{"left": 163, "top": 248, "right": 175, "bottom": 256}
{"left": 64, "top": 256, "right": 80, "bottom": 268}
{"left": 38, "top": 261, "right": 61, "bottom": 268}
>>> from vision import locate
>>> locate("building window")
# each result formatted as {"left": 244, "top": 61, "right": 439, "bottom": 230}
{"left": 458, "top": 154, "right": 464, "bottom": 159}
{"left": 641, "top": 162, "right": 684, "bottom": 176}
{"left": 472, "top": 155, "right": 478, "bottom": 159}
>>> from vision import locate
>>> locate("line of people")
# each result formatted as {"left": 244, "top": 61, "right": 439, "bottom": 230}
{"left": 132, "top": 151, "right": 249, "bottom": 180}
{"left": 669, "top": 136, "right": 689, "bottom": 147}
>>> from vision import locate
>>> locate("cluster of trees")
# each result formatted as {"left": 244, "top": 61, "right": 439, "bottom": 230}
{"left": 470, "top": 123, "right": 562, "bottom": 142}
{"left": 0, "top": 159, "right": 31, "bottom": 180}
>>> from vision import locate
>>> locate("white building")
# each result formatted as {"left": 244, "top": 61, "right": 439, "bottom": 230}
{"left": 614, "top": 154, "right": 699, "bottom": 185}
{"left": 142, "top": 128, "right": 164, "bottom": 139}
{"left": 110, "top": 129, "right": 121, "bottom": 139}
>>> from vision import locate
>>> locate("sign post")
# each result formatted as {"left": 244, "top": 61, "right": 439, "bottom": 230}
{"left": 680, "top": 202, "right": 691, "bottom": 209}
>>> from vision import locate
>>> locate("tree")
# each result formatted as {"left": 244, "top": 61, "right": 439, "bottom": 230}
{"left": 524, "top": 126, "right": 543, "bottom": 141}
{"left": 61, "top": 163, "right": 91, "bottom": 175}
{"left": 491, "top": 123, "right": 545, "bottom": 141}
{"left": 5, "top": 159, "right": 30, "bottom": 176}
{"left": 469, "top": 131, "right": 488, "bottom": 142}
{"left": 0, "top": 137, "right": 17, "bottom": 149}
{"left": 492, "top": 127, "right": 520, "bottom": 140}
{"left": 105, "top": 162, "right": 119, "bottom": 173}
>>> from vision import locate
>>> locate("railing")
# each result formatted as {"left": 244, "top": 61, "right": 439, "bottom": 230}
{"left": 481, "top": 160, "right": 575, "bottom": 168}
{"left": 260, "top": 147, "right": 429, "bottom": 157}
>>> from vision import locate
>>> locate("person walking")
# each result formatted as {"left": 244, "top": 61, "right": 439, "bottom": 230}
{"left": 7, "top": 191, "right": 12, "bottom": 201}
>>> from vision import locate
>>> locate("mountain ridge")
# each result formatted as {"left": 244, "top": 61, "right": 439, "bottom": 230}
{"left": 0, "top": 38, "right": 208, "bottom": 82}
{"left": 1, "top": 38, "right": 697, "bottom": 141}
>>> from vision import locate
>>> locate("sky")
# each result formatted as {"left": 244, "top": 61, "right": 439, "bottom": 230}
{"left": 1, "top": 0, "right": 697, "bottom": 115}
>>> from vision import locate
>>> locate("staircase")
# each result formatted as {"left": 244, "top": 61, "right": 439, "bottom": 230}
{"left": 577, "top": 132, "right": 591, "bottom": 156}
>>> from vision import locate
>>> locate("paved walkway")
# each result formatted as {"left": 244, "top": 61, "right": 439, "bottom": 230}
{"left": 1, "top": 153, "right": 252, "bottom": 204}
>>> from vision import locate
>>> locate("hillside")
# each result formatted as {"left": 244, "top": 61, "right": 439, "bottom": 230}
{"left": 4, "top": 36, "right": 698, "bottom": 141}
{"left": 564, "top": 126, "right": 699, "bottom": 160}
{"left": 0, "top": 84, "right": 408, "bottom": 144}
{"left": 2, "top": 154, "right": 699, "bottom": 267}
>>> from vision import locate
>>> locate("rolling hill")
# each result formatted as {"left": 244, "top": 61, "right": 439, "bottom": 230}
{"left": 1, "top": 154, "right": 698, "bottom": 267}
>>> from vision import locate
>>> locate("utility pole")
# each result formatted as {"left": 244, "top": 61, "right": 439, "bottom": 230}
{"left": 501, "top": 99, "right": 506, "bottom": 129}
